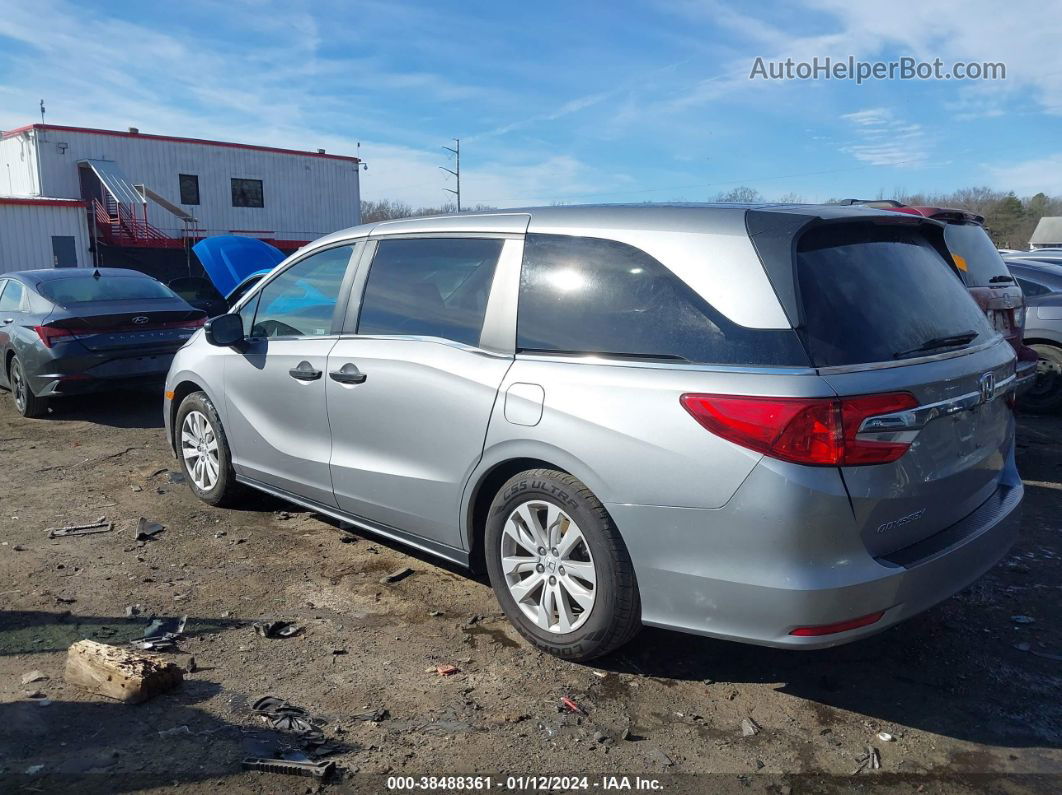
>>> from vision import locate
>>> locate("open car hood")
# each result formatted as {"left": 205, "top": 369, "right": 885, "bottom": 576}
{"left": 192, "top": 236, "right": 287, "bottom": 297}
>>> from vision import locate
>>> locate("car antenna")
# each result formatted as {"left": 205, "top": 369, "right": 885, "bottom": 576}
{"left": 92, "top": 268, "right": 101, "bottom": 279}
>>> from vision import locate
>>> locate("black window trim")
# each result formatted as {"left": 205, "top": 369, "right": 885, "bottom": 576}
{"left": 178, "top": 173, "right": 200, "bottom": 206}
{"left": 230, "top": 177, "right": 265, "bottom": 208}
{"left": 244, "top": 241, "right": 361, "bottom": 341}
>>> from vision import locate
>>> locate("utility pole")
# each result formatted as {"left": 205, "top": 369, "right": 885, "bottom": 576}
{"left": 440, "top": 138, "right": 460, "bottom": 212}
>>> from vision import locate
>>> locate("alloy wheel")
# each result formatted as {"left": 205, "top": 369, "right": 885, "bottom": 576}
{"left": 11, "top": 361, "right": 26, "bottom": 413}
{"left": 500, "top": 500, "right": 597, "bottom": 634}
{"left": 181, "top": 410, "right": 220, "bottom": 491}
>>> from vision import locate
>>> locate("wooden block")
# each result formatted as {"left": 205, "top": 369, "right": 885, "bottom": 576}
{"left": 64, "top": 640, "right": 183, "bottom": 704}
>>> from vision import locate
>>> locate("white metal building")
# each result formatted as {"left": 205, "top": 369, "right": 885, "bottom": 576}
{"left": 0, "top": 123, "right": 361, "bottom": 275}
{"left": 0, "top": 197, "right": 90, "bottom": 271}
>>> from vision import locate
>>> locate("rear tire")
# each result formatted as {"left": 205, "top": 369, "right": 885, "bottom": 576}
{"left": 9, "top": 356, "right": 48, "bottom": 418}
{"left": 484, "top": 468, "right": 641, "bottom": 661}
{"left": 174, "top": 391, "right": 246, "bottom": 507}
{"left": 1019, "top": 344, "right": 1062, "bottom": 414}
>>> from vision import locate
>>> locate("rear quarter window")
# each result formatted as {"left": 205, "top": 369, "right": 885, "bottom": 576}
{"left": 517, "top": 234, "right": 808, "bottom": 366}
{"left": 797, "top": 223, "right": 994, "bottom": 367}
{"left": 944, "top": 222, "right": 1012, "bottom": 287}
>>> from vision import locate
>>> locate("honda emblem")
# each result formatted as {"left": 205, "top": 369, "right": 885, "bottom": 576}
{"left": 978, "top": 372, "right": 995, "bottom": 404}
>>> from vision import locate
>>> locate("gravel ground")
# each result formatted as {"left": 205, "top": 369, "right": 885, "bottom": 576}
{"left": 0, "top": 388, "right": 1059, "bottom": 793}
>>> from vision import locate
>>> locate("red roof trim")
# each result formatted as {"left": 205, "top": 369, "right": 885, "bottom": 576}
{"left": 1, "top": 124, "right": 360, "bottom": 164}
{"left": 0, "top": 196, "right": 86, "bottom": 208}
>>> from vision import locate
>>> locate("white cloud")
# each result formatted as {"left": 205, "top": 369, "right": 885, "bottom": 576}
{"left": 839, "top": 108, "right": 929, "bottom": 167}
{"left": 986, "top": 153, "right": 1062, "bottom": 195}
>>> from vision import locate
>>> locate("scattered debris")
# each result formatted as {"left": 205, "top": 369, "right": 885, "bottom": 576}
{"left": 242, "top": 757, "right": 335, "bottom": 779}
{"left": 25, "top": 764, "right": 45, "bottom": 776}
{"left": 214, "top": 531, "right": 227, "bottom": 539}
{"left": 166, "top": 471, "right": 186, "bottom": 484}
{"left": 592, "top": 670, "right": 609, "bottom": 679}
{"left": 47, "top": 517, "right": 113, "bottom": 539}
{"left": 64, "top": 640, "right": 183, "bottom": 703}
{"left": 594, "top": 730, "right": 612, "bottom": 744}
{"left": 877, "top": 731, "right": 895, "bottom": 742}
{"left": 24, "top": 689, "right": 46, "bottom": 699}
{"left": 436, "top": 664, "right": 460, "bottom": 677}
{"left": 274, "top": 511, "right": 294, "bottom": 521}
{"left": 352, "top": 708, "right": 390, "bottom": 722}
{"left": 187, "top": 656, "right": 197, "bottom": 673}
{"left": 380, "top": 567, "right": 414, "bottom": 584}
{"left": 428, "top": 610, "right": 444, "bottom": 617}
{"left": 1010, "top": 615, "right": 1036, "bottom": 624}
{"left": 125, "top": 605, "right": 141, "bottom": 618}
{"left": 55, "top": 595, "right": 77, "bottom": 605}
{"left": 741, "top": 717, "right": 761, "bottom": 737}
{"left": 853, "top": 745, "right": 882, "bottom": 774}
{"left": 12, "top": 544, "right": 25, "bottom": 551}
{"left": 130, "top": 485, "right": 143, "bottom": 492}
{"left": 252, "top": 695, "right": 326, "bottom": 740}
{"left": 339, "top": 535, "right": 357, "bottom": 544}
{"left": 132, "top": 616, "right": 187, "bottom": 651}
{"left": 21, "top": 670, "right": 48, "bottom": 685}
{"left": 253, "top": 621, "right": 303, "bottom": 639}
{"left": 133, "top": 517, "right": 166, "bottom": 542}
{"left": 561, "top": 696, "right": 587, "bottom": 716}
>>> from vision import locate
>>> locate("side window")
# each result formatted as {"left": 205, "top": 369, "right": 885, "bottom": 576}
{"left": 1016, "top": 277, "right": 1049, "bottom": 297}
{"left": 250, "top": 245, "right": 355, "bottom": 338}
{"left": 357, "top": 238, "right": 503, "bottom": 347}
{"left": 179, "top": 174, "right": 200, "bottom": 205}
{"left": 231, "top": 178, "right": 264, "bottom": 208}
{"left": 517, "top": 234, "right": 808, "bottom": 366}
{"left": 0, "top": 280, "right": 24, "bottom": 312}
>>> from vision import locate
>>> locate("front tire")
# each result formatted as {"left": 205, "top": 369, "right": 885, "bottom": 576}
{"left": 9, "top": 356, "right": 48, "bottom": 418}
{"left": 175, "top": 391, "right": 245, "bottom": 507}
{"left": 484, "top": 468, "right": 641, "bottom": 661}
{"left": 1019, "top": 344, "right": 1062, "bottom": 414}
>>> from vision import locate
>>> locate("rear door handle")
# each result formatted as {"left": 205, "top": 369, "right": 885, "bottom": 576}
{"left": 329, "top": 363, "right": 367, "bottom": 384}
{"left": 288, "top": 361, "right": 322, "bottom": 381}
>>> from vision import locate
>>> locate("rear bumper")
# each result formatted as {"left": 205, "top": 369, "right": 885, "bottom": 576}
{"left": 1015, "top": 356, "right": 1039, "bottom": 395}
{"left": 609, "top": 464, "right": 1022, "bottom": 649}
{"left": 31, "top": 351, "right": 176, "bottom": 397}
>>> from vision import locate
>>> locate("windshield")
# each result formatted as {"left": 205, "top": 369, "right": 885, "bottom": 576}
{"left": 797, "top": 223, "right": 995, "bottom": 367}
{"left": 38, "top": 275, "right": 176, "bottom": 305}
{"left": 944, "top": 222, "right": 1013, "bottom": 287}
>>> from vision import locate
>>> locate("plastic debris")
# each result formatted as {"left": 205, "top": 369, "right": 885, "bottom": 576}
{"left": 352, "top": 708, "right": 390, "bottom": 722}
{"left": 131, "top": 615, "right": 187, "bottom": 651}
{"left": 380, "top": 567, "right": 414, "bottom": 584}
{"left": 877, "top": 731, "right": 895, "bottom": 742}
{"left": 561, "top": 695, "right": 587, "bottom": 716}
{"left": 47, "top": 517, "right": 113, "bottom": 539}
{"left": 253, "top": 621, "right": 302, "bottom": 639}
{"left": 436, "top": 664, "right": 460, "bottom": 676}
{"left": 741, "top": 717, "right": 761, "bottom": 737}
{"left": 133, "top": 518, "right": 166, "bottom": 542}
{"left": 853, "top": 745, "right": 881, "bottom": 773}
{"left": 241, "top": 757, "right": 334, "bottom": 779}
{"left": 252, "top": 695, "right": 326, "bottom": 740}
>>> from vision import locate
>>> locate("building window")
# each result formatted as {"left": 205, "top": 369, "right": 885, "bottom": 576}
{"left": 179, "top": 174, "right": 200, "bottom": 205}
{"left": 231, "top": 178, "right": 264, "bottom": 208}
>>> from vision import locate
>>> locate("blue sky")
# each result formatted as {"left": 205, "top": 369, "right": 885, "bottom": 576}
{"left": 1, "top": 0, "right": 1060, "bottom": 206}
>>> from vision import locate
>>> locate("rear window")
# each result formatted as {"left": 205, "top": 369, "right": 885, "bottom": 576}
{"left": 38, "top": 275, "right": 175, "bottom": 305}
{"left": 944, "top": 222, "right": 1012, "bottom": 287}
{"left": 797, "top": 224, "right": 994, "bottom": 367}
{"left": 518, "top": 234, "right": 809, "bottom": 366}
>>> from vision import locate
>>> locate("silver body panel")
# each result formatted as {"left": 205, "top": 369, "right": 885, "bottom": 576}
{"left": 165, "top": 203, "right": 1022, "bottom": 649}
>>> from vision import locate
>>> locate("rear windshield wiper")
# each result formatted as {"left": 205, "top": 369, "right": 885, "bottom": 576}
{"left": 893, "top": 331, "right": 979, "bottom": 360}
{"left": 988, "top": 274, "right": 1015, "bottom": 283}
{"left": 520, "top": 348, "right": 690, "bottom": 362}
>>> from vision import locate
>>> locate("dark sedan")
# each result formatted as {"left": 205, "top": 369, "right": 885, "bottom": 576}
{"left": 0, "top": 268, "right": 206, "bottom": 417}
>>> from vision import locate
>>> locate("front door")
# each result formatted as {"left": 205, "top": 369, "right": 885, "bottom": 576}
{"left": 224, "top": 243, "right": 360, "bottom": 506}
{"left": 327, "top": 237, "right": 514, "bottom": 548}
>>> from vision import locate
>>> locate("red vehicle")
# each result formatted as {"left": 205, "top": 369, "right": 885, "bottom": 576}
{"left": 842, "top": 200, "right": 1039, "bottom": 394}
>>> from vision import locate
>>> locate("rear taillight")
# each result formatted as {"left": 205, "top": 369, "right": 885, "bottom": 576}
{"left": 33, "top": 324, "right": 75, "bottom": 348}
{"left": 680, "top": 392, "right": 918, "bottom": 467}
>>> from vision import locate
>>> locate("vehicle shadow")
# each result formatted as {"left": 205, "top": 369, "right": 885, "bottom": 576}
{"left": 42, "top": 388, "right": 165, "bottom": 429}
{"left": 0, "top": 679, "right": 355, "bottom": 792}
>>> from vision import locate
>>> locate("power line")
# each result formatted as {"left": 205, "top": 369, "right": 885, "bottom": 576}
{"left": 440, "top": 138, "right": 461, "bottom": 211}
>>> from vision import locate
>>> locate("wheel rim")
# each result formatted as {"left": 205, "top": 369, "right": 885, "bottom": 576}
{"left": 11, "top": 362, "right": 26, "bottom": 413}
{"left": 500, "top": 500, "right": 597, "bottom": 634}
{"left": 181, "top": 410, "right": 220, "bottom": 491}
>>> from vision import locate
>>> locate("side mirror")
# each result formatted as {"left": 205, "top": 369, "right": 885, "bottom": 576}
{"left": 204, "top": 313, "right": 245, "bottom": 347}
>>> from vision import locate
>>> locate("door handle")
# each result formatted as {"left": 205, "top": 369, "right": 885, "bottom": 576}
{"left": 288, "top": 361, "right": 323, "bottom": 381}
{"left": 329, "top": 363, "right": 367, "bottom": 384}
{"left": 2, "top": 318, "right": 12, "bottom": 325}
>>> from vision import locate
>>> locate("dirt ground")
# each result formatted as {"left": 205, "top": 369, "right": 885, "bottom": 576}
{"left": 0, "top": 388, "right": 1059, "bottom": 794}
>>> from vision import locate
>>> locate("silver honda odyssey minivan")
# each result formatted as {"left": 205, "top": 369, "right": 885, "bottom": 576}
{"left": 164, "top": 204, "right": 1022, "bottom": 661}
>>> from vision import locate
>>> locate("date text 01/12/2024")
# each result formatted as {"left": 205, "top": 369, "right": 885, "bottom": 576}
{"left": 385, "top": 775, "right": 665, "bottom": 791}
